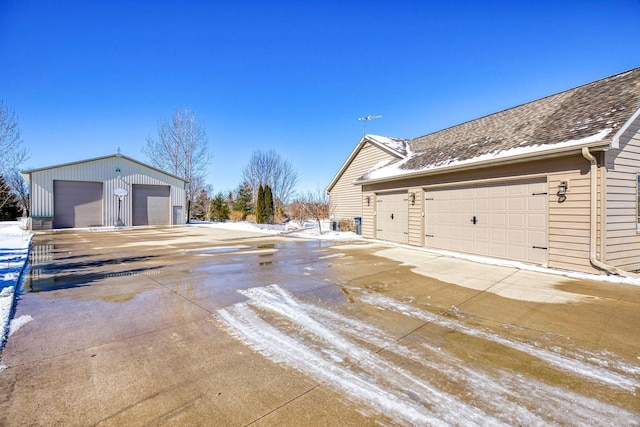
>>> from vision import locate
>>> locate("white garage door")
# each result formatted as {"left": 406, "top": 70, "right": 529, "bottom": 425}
{"left": 53, "top": 180, "right": 103, "bottom": 229}
{"left": 425, "top": 180, "right": 547, "bottom": 264}
{"left": 376, "top": 192, "right": 409, "bottom": 244}
{"left": 132, "top": 185, "right": 170, "bottom": 226}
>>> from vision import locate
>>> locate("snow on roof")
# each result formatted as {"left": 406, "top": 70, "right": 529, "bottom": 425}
{"left": 366, "top": 134, "right": 411, "bottom": 157}
{"left": 361, "top": 128, "right": 613, "bottom": 182}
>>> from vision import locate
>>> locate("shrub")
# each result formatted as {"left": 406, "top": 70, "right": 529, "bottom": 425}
{"left": 274, "top": 211, "right": 287, "bottom": 224}
{"left": 229, "top": 210, "right": 244, "bottom": 222}
{"left": 246, "top": 214, "right": 256, "bottom": 223}
{"left": 339, "top": 219, "right": 355, "bottom": 232}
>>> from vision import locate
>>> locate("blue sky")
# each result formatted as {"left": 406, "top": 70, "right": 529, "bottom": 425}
{"left": 1, "top": 1, "right": 639, "bottom": 195}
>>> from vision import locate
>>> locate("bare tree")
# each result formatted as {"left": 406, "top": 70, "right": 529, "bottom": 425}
{"left": 241, "top": 149, "right": 298, "bottom": 207}
{"left": 0, "top": 101, "right": 29, "bottom": 176}
{"left": 6, "top": 170, "right": 29, "bottom": 216}
{"left": 295, "top": 188, "right": 330, "bottom": 234}
{"left": 143, "top": 108, "right": 211, "bottom": 213}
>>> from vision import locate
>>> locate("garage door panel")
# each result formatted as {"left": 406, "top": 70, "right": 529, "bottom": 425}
{"left": 509, "top": 214, "right": 525, "bottom": 227}
{"left": 528, "top": 213, "right": 546, "bottom": 228}
{"left": 474, "top": 241, "right": 489, "bottom": 255}
{"left": 53, "top": 180, "right": 103, "bottom": 228}
{"left": 508, "top": 229, "right": 525, "bottom": 244}
{"left": 425, "top": 180, "right": 547, "bottom": 264}
{"left": 491, "top": 198, "right": 506, "bottom": 210}
{"left": 527, "top": 248, "right": 546, "bottom": 264}
{"left": 476, "top": 228, "right": 489, "bottom": 240}
{"left": 491, "top": 229, "right": 506, "bottom": 242}
{"left": 527, "top": 230, "right": 547, "bottom": 246}
{"left": 476, "top": 187, "right": 489, "bottom": 197}
{"left": 476, "top": 198, "right": 490, "bottom": 211}
{"left": 133, "top": 185, "right": 170, "bottom": 226}
{"left": 376, "top": 192, "right": 408, "bottom": 244}
{"left": 476, "top": 213, "right": 489, "bottom": 225}
{"left": 491, "top": 213, "right": 506, "bottom": 227}
{"left": 508, "top": 197, "right": 526, "bottom": 210}
{"left": 491, "top": 244, "right": 507, "bottom": 258}
{"left": 461, "top": 199, "right": 474, "bottom": 211}
{"left": 491, "top": 186, "right": 506, "bottom": 196}
{"left": 528, "top": 197, "right": 546, "bottom": 210}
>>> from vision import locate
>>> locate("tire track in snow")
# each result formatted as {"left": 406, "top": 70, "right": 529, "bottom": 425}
{"left": 359, "top": 292, "right": 640, "bottom": 393}
{"left": 217, "top": 285, "right": 639, "bottom": 425}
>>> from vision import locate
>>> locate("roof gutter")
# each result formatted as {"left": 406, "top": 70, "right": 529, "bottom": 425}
{"left": 581, "top": 147, "right": 636, "bottom": 277}
{"left": 357, "top": 139, "right": 611, "bottom": 186}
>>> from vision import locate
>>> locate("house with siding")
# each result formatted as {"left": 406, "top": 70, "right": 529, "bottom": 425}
{"left": 22, "top": 153, "right": 187, "bottom": 230}
{"left": 328, "top": 67, "right": 640, "bottom": 275}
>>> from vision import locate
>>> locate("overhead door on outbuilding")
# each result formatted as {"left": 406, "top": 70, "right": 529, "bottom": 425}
{"left": 53, "top": 180, "right": 103, "bottom": 228}
{"left": 376, "top": 192, "right": 409, "bottom": 244}
{"left": 425, "top": 180, "right": 547, "bottom": 264}
{"left": 132, "top": 184, "right": 170, "bottom": 226}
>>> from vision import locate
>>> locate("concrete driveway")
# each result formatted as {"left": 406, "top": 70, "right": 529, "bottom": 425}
{"left": 1, "top": 226, "right": 639, "bottom": 425}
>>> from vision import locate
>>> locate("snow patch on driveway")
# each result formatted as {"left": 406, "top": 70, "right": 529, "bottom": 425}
{"left": 217, "top": 285, "right": 638, "bottom": 425}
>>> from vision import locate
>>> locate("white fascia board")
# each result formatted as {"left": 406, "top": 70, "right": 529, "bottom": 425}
{"left": 612, "top": 107, "right": 640, "bottom": 149}
{"left": 326, "top": 135, "right": 368, "bottom": 193}
{"left": 326, "top": 135, "right": 405, "bottom": 193}
{"left": 356, "top": 139, "right": 611, "bottom": 186}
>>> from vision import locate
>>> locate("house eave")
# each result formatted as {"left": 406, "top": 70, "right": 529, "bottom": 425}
{"left": 355, "top": 139, "right": 611, "bottom": 186}
{"left": 326, "top": 134, "right": 406, "bottom": 193}
{"left": 612, "top": 106, "right": 640, "bottom": 149}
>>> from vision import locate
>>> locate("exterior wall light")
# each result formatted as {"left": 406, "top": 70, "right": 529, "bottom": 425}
{"left": 365, "top": 196, "right": 371, "bottom": 206}
{"left": 409, "top": 192, "right": 416, "bottom": 206}
{"left": 557, "top": 181, "right": 568, "bottom": 203}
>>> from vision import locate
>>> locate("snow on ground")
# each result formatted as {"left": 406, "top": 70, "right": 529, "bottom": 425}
{"left": 189, "top": 221, "right": 285, "bottom": 235}
{"left": 0, "top": 221, "right": 33, "bottom": 370}
{"left": 189, "top": 220, "right": 364, "bottom": 242}
{"left": 218, "top": 284, "right": 638, "bottom": 425}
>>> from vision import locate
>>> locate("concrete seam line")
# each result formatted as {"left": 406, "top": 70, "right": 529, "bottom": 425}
{"left": 244, "top": 383, "right": 323, "bottom": 426}
{"left": 379, "top": 270, "right": 520, "bottom": 351}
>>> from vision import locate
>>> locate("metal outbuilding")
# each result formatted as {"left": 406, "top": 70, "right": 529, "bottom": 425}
{"left": 21, "top": 153, "right": 187, "bottom": 230}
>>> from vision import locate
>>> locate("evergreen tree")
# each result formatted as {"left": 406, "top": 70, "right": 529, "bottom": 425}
{"left": 232, "top": 182, "right": 253, "bottom": 219}
{"left": 208, "top": 192, "right": 229, "bottom": 222}
{"left": 255, "top": 184, "right": 265, "bottom": 223}
{"left": 191, "top": 189, "right": 210, "bottom": 221}
{"left": 0, "top": 175, "right": 20, "bottom": 220}
{"left": 226, "top": 191, "right": 234, "bottom": 212}
{"left": 264, "top": 184, "right": 274, "bottom": 224}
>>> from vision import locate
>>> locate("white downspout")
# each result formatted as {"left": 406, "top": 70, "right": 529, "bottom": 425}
{"left": 581, "top": 147, "right": 635, "bottom": 277}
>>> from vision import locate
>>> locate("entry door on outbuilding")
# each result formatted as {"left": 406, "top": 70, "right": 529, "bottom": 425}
{"left": 132, "top": 184, "right": 171, "bottom": 226}
{"left": 375, "top": 191, "right": 409, "bottom": 244}
{"left": 424, "top": 180, "right": 547, "bottom": 264}
{"left": 53, "top": 180, "right": 103, "bottom": 228}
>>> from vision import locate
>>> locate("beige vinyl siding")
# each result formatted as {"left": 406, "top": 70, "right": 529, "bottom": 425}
{"left": 363, "top": 155, "right": 601, "bottom": 273}
{"left": 362, "top": 192, "right": 375, "bottom": 238}
{"left": 547, "top": 156, "right": 603, "bottom": 274}
{"left": 28, "top": 156, "right": 186, "bottom": 227}
{"left": 329, "top": 142, "right": 398, "bottom": 221}
{"left": 605, "top": 119, "right": 640, "bottom": 271}
{"left": 408, "top": 187, "right": 423, "bottom": 246}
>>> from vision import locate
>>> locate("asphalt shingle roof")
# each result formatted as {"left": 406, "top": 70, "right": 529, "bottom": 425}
{"left": 361, "top": 67, "right": 640, "bottom": 180}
